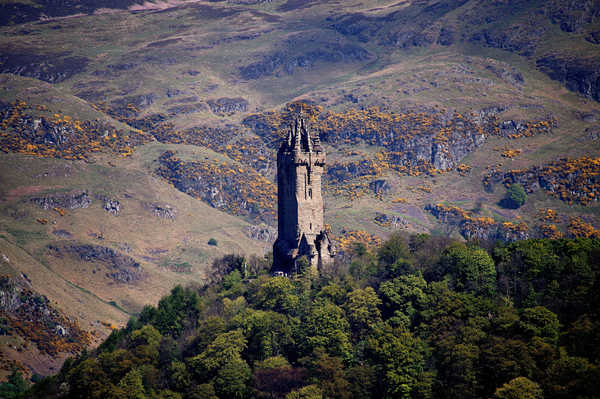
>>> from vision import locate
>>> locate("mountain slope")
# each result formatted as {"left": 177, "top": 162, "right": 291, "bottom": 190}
{"left": 0, "top": 0, "right": 599, "bottom": 378}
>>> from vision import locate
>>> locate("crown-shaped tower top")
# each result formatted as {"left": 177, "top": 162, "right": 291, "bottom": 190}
{"left": 281, "top": 116, "right": 323, "bottom": 153}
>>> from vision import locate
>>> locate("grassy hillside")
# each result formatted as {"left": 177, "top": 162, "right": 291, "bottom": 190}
{"left": 0, "top": 0, "right": 600, "bottom": 379}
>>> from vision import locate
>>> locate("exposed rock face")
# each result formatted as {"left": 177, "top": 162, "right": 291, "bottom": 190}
{"left": 0, "top": 276, "right": 89, "bottom": 356}
{"left": 52, "top": 229, "right": 72, "bottom": 238}
{"left": 155, "top": 151, "right": 276, "bottom": 223}
{"left": 374, "top": 212, "right": 407, "bottom": 229}
{"left": 546, "top": 0, "right": 600, "bottom": 33}
{"left": 536, "top": 55, "right": 600, "bottom": 103}
{"left": 240, "top": 37, "right": 370, "bottom": 79}
{"left": 110, "top": 93, "right": 157, "bottom": 117}
{"left": 326, "top": 160, "right": 380, "bottom": 183}
{"left": 48, "top": 244, "right": 142, "bottom": 283}
{"left": 166, "top": 103, "right": 207, "bottom": 115}
{"left": 470, "top": 22, "right": 545, "bottom": 56}
{"left": 426, "top": 204, "right": 530, "bottom": 243}
{"left": 0, "top": 0, "right": 142, "bottom": 26}
{"left": 273, "top": 117, "right": 335, "bottom": 273}
{"left": 0, "top": 53, "right": 88, "bottom": 83}
{"left": 370, "top": 179, "right": 391, "bottom": 196}
{"left": 246, "top": 104, "right": 488, "bottom": 174}
{"left": 207, "top": 97, "right": 249, "bottom": 114}
{"left": 246, "top": 224, "right": 276, "bottom": 242}
{"left": 485, "top": 61, "right": 524, "bottom": 87}
{"left": 483, "top": 157, "right": 600, "bottom": 205}
{"left": 103, "top": 198, "right": 120, "bottom": 215}
{"left": 142, "top": 202, "right": 177, "bottom": 220}
{"left": 30, "top": 191, "right": 91, "bottom": 210}
{"left": 0, "top": 101, "right": 150, "bottom": 160}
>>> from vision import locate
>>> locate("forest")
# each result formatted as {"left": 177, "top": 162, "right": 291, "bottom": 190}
{"left": 6, "top": 234, "right": 600, "bottom": 399}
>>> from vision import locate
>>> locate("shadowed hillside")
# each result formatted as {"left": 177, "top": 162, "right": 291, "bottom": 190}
{"left": 0, "top": 0, "right": 599, "bottom": 379}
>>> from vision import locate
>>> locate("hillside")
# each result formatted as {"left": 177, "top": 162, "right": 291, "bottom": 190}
{"left": 0, "top": 0, "right": 599, "bottom": 379}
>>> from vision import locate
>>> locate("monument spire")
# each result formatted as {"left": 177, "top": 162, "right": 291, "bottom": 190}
{"left": 273, "top": 114, "right": 335, "bottom": 274}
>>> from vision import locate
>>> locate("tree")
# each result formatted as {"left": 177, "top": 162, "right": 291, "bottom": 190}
{"left": 0, "top": 369, "right": 28, "bottom": 399}
{"left": 139, "top": 285, "right": 201, "bottom": 337}
{"left": 189, "top": 329, "right": 247, "bottom": 378}
{"left": 366, "top": 324, "right": 431, "bottom": 399}
{"left": 379, "top": 274, "right": 427, "bottom": 329}
{"left": 130, "top": 325, "right": 162, "bottom": 364}
{"left": 501, "top": 184, "right": 527, "bottom": 209}
{"left": 249, "top": 276, "right": 299, "bottom": 314}
{"left": 236, "top": 309, "right": 294, "bottom": 363}
{"left": 169, "top": 361, "right": 191, "bottom": 392}
{"left": 493, "top": 377, "right": 543, "bottom": 399}
{"left": 253, "top": 357, "right": 306, "bottom": 399}
{"left": 440, "top": 244, "right": 497, "bottom": 297}
{"left": 346, "top": 365, "right": 377, "bottom": 399}
{"left": 214, "top": 357, "right": 252, "bottom": 399}
{"left": 285, "top": 385, "right": 323, "bottom": 399}
{"left": 301, "top": 300, "right": 352, "bottom": 360}
{"left": 118, "top": 368, "right": 146, "bottom": 399}
{"left": 344, "top": 287, "right": 382, "bottom": 336}
{"left": 377, "top": 233, "right": 413, "bottom": 278}
{"left": 480, "top": 337, "right": 536, "bottom": 396}
{"left": 311, "top": 350, "right": 351, "bottom": 399}
{"left": 519, "top": 306, "right": 560, "bottom": 345}
{"left": 187, "top": 383, "right": 218, "bottom": 399}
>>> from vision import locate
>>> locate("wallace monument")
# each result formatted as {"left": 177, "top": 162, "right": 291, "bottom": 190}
{"left": 273, "top": 116, "right": 336, "bottom": 274}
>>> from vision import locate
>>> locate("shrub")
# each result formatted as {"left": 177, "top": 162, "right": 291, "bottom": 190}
{"left": 501, "top": 184, "right": 527, "bottom": 209}
{"left": 208, "top": 238, "right": 218, "bottom": 246}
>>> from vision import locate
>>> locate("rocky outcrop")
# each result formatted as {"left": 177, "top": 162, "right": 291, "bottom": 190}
{"left": 426, "top": 203, "right": 530, "bottom": 242}
{"left": 207, "top": 98, "right": 248, "bottom": 114}
{"left": 48, "top": 244, "right": 143, "bottom": 283}
{"left": 536, "top": 55, "right": 600, "bottom": 103}
{"left": 0, "top": 276, "right": 89, "bottom": 356}
{"left": 470, "top": 21, "right": 545, "bottom": 56}
{"left": 485, "top": 61, "right": 524, "bottom": 87}
{"left": 247, "top": 104, "right": 488, "bottom": 173}
{"left": 546, "top": 0, "right": 600, "bottom": 33}
{"left": 374, "top": 212, "right": 407, "bottom": 229}
{"left": 331, "top": 0, "right": 470, "bottom": 47}
{"left": 240, "top": 40, "right": 370, "bottom": 79}
{"left": 0, "top": 0, "right": 142, "bottom": 26}
{"left": 327, "top": 160, "right": 382, "bottom": 183}
{"left": 369, "top": 179, "right": 391, "bottom": 196}
{"left": 0, "top": 53, "right": 88, "bottom": 83}
{"left": 102, "top": 198, "right": 120, "bottom": 216}
{"left": 52, "top": 229, "right": 73, "bottom": 238}
{"left": 167, "top": 103, "right": 207, "bottom": 115}
{"left": 142, "top": 202, "right": 177, "bottom": 220}
{"left": 30, "top": 191, "right": 91, "bottom": 210}
{"left": 483, "top": 157, "right": 600, "bottom": 205}
{"left": 156, "top": 151, "right": 276, "bottom": 223}
{"left": 0, "top": 101, "right": 150, "bottom": 160}
{"left": 110, "top": 93, "right": 156, "bottom": 115}
{"left": 245, "top": 224, "right": 276, "bottom": 242}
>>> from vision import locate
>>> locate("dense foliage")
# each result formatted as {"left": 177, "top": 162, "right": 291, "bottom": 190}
{"left": 501, "top": 184, "right": 527, "bottom": 209}
{"left": 24, "top": 235, "right": 600, "bottom": 399}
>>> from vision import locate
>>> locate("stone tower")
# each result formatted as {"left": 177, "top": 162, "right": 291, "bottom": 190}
{"left": 273, "top": 116, "right": 335, "bottom": 274}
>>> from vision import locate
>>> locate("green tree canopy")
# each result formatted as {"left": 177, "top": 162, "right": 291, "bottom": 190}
{"left": 493, "top": 377, "right": 543, "bottom": 399}
{"left": 501, "top": 184, "right": 527, "bottom": 209}
{"left": 440, "top": 244, "right": 497, "bottom": 296}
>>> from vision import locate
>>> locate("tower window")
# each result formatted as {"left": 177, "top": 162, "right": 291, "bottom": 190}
{"left": 309, "top": 188, "right": 312, "bottom": 198}
{"left": 310, "top": 223, "right": 312, "bottom": 230}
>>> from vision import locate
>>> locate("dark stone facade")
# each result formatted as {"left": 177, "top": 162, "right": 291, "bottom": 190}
{"left": 273, "top": 117, "right": 335, "bottom": 273}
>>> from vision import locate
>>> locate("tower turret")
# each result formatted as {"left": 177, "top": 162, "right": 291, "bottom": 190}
{"left": 273, "top": 115, "right": 335, "bottom": 273}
